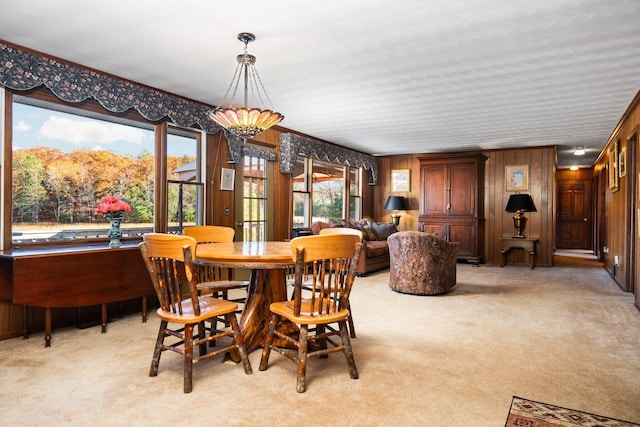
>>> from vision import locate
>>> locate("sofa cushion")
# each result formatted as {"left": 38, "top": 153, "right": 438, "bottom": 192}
{"left": 365, "top": 240, "right": 389, "bottom": 258}
{"left": 360, "top": 224, "right": 377, "bottom": 241}
{"left": 371, "top": 222, "right": 398, "bottom": 240}
{"left": 310, "top": 220, "right": 334, "bottom": 235}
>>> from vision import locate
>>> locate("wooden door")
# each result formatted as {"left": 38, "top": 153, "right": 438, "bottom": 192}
{"left": 557, "top": 180, "right": 592, "bottom": 249}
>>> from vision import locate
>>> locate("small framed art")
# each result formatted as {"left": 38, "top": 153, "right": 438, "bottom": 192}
{"left": 391, "top": 169, "right": 411, "bottom": 192}
{"left": 619, "top": 149, "right": 627, "bottom": 178}
{"left": 505, "top": 165, "right": 529, "bottom": 192}
{"left": 220, "top": 168, "right": 235, "bottom": 191}
{"left": 609, "top": 142, "right": 619, "bottom": 191}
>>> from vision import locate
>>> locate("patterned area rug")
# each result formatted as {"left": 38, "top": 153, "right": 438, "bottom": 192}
{"left": 506, "top": 396, "right": 640, "bottom": 426}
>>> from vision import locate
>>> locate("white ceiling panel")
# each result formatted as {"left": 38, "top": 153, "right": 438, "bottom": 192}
{"left": 1, "top": 0, "right": 639, "bottom": 168}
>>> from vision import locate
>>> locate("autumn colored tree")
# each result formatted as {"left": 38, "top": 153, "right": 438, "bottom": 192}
{"left": 12, "top": 147, "right": 193, "bottom": 225}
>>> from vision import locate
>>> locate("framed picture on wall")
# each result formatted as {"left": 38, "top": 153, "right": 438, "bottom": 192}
{"left": 619, "top": 149, "right": 627, "bottom": 177}
{"left": 391, "top": 169, "right": 411, "bottom": 192}
{"left": 609, "top": 142, "right": 619, "bottom": 191}
{"left": 505, "top": 165, "right": 529, "bottom": 192}
{"left": 220, "top": 168, "right": 235, "bottom": 191}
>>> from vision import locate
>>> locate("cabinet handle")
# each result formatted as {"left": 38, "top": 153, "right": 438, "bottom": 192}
{"left": 445, "top": 188, "right": 451, "bottom": 210}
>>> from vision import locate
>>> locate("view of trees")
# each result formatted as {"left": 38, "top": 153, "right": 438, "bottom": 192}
{"left": 12, "top": 147, "right": 194, "bottom": 225}
{"left": 311, "top": 181, "right": 344, "bottom": 222}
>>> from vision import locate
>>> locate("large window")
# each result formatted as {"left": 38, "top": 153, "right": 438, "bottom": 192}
{"left": 11, "top": 95, "right": 199, "bottom": 245}
{"left": 293, "top": 157, "right": 362, "bottom": 228}
{"left": 167, "top": 128, "right": 202, "bottom": 232}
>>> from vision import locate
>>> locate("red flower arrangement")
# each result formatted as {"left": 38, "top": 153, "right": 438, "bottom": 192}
{"left": 95, "top": 195, "right": 132, "bottom": 219}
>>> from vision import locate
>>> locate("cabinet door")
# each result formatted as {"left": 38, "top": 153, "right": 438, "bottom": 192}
{"left": 449, "top": 223, "right": 475, "bottom": 257}
{"left": 419, "top": 222, "right": 447, "bottom": 239}
{"left": 420, "top": 164, "right": 448, "bottom": 215}
{"left": 448, "top": 162, "right": 476, "bottom": 216}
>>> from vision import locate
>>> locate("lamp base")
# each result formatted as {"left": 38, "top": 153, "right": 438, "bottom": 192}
{"left": 391, "top": 212, "right": 401, "bottom": 227}
{"left": 512, "top": 214, "right": 527, "bottom": 239}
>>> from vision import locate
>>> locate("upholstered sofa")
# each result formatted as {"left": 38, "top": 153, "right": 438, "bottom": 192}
{"left": 387, "top": 231, "right": 459, "bottom": 295}
{"left": 310, "top": 219, "right": 398, "bottom": 275}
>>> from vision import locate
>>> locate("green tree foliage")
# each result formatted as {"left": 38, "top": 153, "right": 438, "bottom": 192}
{"left": 13, "top": 152, "right": 48, "bottom": 222}
{"left": 312, "top": 181, "right": 344, "bottom": 222}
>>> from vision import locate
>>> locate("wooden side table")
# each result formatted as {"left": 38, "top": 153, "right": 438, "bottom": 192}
{"left": 500, "top": 237, "right": 538, "bottom": 269}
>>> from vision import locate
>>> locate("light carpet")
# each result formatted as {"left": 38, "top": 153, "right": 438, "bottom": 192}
{"left": 0, "top": 257, "right": 639, "bottom": 426}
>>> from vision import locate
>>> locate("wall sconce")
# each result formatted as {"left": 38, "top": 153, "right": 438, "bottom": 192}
{"left": 384, "top": 196, "right": 408, "bottom": 226}
{"left": 505, "top": 194, "right": 537, "bottom": 238}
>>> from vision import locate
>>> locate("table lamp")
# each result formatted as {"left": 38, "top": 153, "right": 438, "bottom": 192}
{"left": 505, "top": 194, "right": 536, "bottom": 238}
{"left": 384, "top": 196, "right": 408, "bottom": 226}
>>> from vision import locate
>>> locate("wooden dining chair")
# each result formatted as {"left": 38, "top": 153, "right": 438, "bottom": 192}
{"left": 139, "top": 233, "right": 252, "bottom": 393}
{"left": 259, "top": 234, "right": 362, "bottom": 393}
{"left": 183, "top": 226, "right": 249, "bottom": 308}
{"left": 316, "top": 227, "right": 364, "bottom": 338}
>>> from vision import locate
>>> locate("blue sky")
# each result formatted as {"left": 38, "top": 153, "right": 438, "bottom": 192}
{"left": 12, "top": 103, "right": 195, "bottom": 158}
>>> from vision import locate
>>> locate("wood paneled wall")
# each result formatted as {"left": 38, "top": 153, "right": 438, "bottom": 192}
{"left": 484, "top": 147, "right": 556, "bottom": 267}
{"left": 205, "top": 126, "right": 293, "bottom": 241}
{"left": 593, "top": 89, "right": 640, "bottom": 300}
{"left": 376, "top": 146, "right": 557, "bottom": 266}
{"left": 373, "top": 156, "right": 422, "bottom": 231}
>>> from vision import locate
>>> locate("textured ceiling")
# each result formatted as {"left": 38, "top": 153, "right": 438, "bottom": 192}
{"left": 1, "top": 0, "right": 639, "bottom": 169}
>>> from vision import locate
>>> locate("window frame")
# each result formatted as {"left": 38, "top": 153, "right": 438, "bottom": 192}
{"left": 4, "top": 88, "right": 205, "bottom": 248}
{"left": 292, "top": 156, "right": 363, "bottom": 228}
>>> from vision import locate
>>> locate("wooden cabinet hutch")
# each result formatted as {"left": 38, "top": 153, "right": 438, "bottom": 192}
{"left": 418, "top": 152, "right": 487, "bottom": 265}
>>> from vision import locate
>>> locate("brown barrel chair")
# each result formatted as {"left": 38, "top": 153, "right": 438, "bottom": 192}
{"left": 387, "top": 231, "right": 459, "bottom": 295}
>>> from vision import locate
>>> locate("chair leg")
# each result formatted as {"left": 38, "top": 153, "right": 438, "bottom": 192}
{"left": 184, "top": 324, "right": 194, "bottom": 393}
{"left": 228, "top": 314, "right": 252, "bottom": 375}
{"left": 150, "top": 320, "right": 167, "bottom": 377}
{"left": 347, "top": 302, "right": 356, "bottom": 338}
{"left": 141, "top": 296, "right": 147, "bottom": 323}
{"left": 317, "top": 324, "right": 328, "bottom": 359}
{"left": 339, "top": 320, "right": 359, "bottom": 380}
{"left": 208, "top": 317, "right": 218, "bottom": 347}
{"left": 296, "top": 324, "right": 309, "bottom": 393}
{"left": 22, "top": 304, "right": 29, "bottom": 339}
{"left": 197, "top": 321, "right": 207, "bottom": 356}
{"left": 259, "top": 314, "right": 278, "bottom": 371}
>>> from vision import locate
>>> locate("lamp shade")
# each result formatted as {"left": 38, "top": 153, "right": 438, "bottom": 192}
{"left": 505, "top": 194, "right": 537, "bottom": 213}
{"left": 384, "top": 196, "right": 408, "bottom": 211}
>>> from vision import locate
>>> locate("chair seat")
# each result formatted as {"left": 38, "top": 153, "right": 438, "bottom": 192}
{"left": 156, "top": 296, "right": 238, "bottom": 324}
{"left": 269, "top": 299, "right": 350, "bottom": 325}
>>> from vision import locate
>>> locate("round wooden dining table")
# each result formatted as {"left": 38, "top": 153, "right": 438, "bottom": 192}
{"left": 195, "top": 241, "right": 295, "bottom": 357}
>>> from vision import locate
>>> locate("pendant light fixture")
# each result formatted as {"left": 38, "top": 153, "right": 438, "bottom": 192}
{"left": 208, "top": 32, "right": 284, "bottom": 139}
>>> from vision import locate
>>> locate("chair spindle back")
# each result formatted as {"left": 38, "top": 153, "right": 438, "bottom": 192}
{"left": 290, "top": 234, "right": 362, "bottom": 317}
{"left": 140, "top": 233, "right": 199, "bottom": 316}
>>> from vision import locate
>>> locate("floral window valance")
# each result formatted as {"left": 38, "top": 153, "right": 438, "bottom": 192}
{"left": 0, "top": 41, "right": 221, "bottom": 133}
{"left": 279, "top": 133, "right": 378, "bottom": 184}
{"left": 0, "top": 41, "right": 284, "bottom": 165}
{"left": 226, "top": 133, "right": 277, "bottom": 163}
